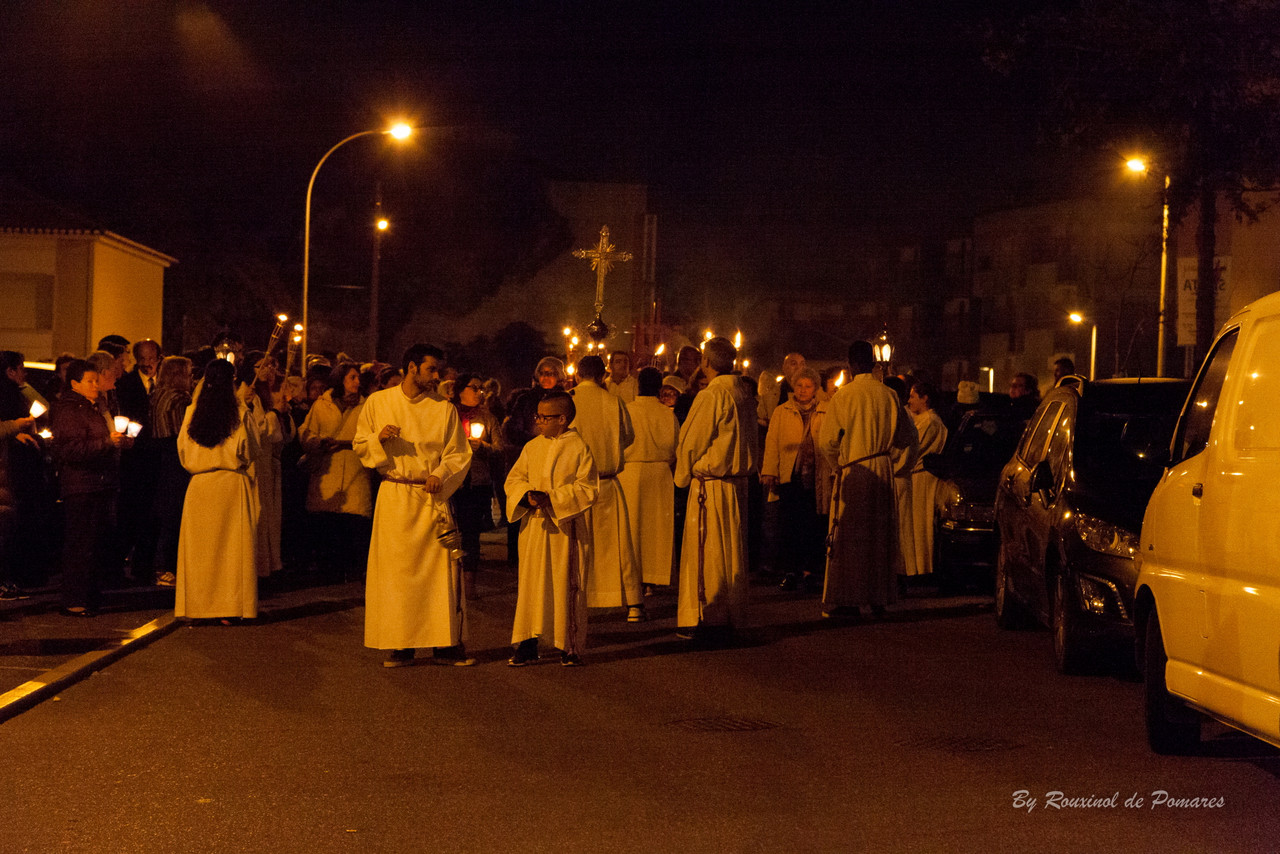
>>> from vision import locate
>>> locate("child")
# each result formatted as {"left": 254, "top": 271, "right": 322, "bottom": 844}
{"left": 505, "top": 390, "right": 599, "bottom": 666}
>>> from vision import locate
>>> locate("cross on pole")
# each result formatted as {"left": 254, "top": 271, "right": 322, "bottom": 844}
{"left": 573, "top": 226, "right": 632, "bottom": 312}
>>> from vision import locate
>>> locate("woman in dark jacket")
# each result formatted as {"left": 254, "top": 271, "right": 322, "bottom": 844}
{"left": 450, "top": 373, "right": 503, "bottom": 597}
{"left": 51, "top": 359, "right": 128, "bottom": 616}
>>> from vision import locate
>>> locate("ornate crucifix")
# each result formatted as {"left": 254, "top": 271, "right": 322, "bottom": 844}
{"left": 573, "top": 225, "right": 632, "bottom": 317}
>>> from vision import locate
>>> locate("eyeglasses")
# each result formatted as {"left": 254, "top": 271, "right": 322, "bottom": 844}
{"left": 534, "top": 413, "right": 565, "bottom": 422}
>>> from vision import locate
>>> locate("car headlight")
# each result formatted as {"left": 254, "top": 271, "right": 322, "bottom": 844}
{"left": 1074, "top": 511, "right": 1138, "bottom": 559}
{"left": 1075, "top": 574, "right": 1126, "bottom": 618}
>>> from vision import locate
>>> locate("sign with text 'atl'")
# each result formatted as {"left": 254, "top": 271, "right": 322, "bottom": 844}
{"left": 1176, "top": 256, "right": 1230, "bottom": 347}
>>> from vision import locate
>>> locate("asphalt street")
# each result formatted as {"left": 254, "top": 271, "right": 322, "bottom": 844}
{"left": 3, "top": 533, "right": 1279, "bottom": 853}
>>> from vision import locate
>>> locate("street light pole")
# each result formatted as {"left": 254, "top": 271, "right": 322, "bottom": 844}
{"left": 302, "top": 123, "right": 412, "bottom": 368}
{"left": 1156, "top": 173, "right": 1170, "bottom": 377}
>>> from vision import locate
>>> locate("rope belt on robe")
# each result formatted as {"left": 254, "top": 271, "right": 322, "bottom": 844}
{"left": 566, "top": 517, "right": 581, "bottom": 656}
{"left": 694, "top": 473, "right": 749, "bottom": 620}
{"left": 382, "top": 472, "right": 430, "bottom": 486}
{"left": 825, "top": 450, "right": 891, "bottom": 558}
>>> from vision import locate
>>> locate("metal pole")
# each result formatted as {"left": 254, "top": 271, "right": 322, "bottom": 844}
{"left": 1156, "top": 174, "right": 1170, "bottom": 377}
{"left": 369, "top": 182, "right": 383, "bottom": 361}
{"left": 1090, "top": 323, "right": 1097, "bottom": 380}
{"left": 302, "top": 129, "right": 382, "bottom": 368}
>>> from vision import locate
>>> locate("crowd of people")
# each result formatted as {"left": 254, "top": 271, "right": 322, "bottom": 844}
{"left": 0, "top": 332, "right": 1004, "bottom": 667}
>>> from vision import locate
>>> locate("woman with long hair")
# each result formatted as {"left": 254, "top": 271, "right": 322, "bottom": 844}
{"left": 149, "top": 355, "right": 193, "bottom": 587}
{"left": 175, "top": 358, "right": 260, "bottom": 622}
{"left": 299, "top": 360, "right": 372, "bottom": 580}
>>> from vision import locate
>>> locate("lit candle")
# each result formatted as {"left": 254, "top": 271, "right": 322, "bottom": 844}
{"left": 113, "top": 415, "right": 129, "bottom": 434}
{"left": 38, "top": 428, "right": 52, "bottom": 440}
{"left": 29, "top": 400, "right": 47, "bottom": 418}
{"left": 654, "top": 343, "right": 665, "bottom": 357}
{"left": 835, "top": 371, "right": 846, "bottom": 387}
{"left": 126, "top": 421, "right": 143, "bottom": 438}
{"left": 470, "top": 422, "right": 485, "bottom": 440}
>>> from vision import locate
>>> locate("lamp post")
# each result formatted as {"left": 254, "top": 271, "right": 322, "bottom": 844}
{"left": 1069, "top": 311, "right": 1097, "bottom": 380}
{"left": 1126, "top": 157, "right": 1171, "bottom": 377}
{"left": 872, "top": 324, "right": 893, "bottom": 373}
{"left": 302, "top": 122, "right": 412, "bottom": 366}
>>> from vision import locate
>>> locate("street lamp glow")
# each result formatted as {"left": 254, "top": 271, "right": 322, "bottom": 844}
{"left": 1069, "top": 312, "right": 1085, "bottom": 324}
{"left": 1126, "top": 157, "right": 1148, "bottom": 174}
{"left": 376, "top": 218, "right": 389, "bottom": 231}
{"left": 388, "top": 123, "right": 413, "bottom": 140}
{"left": 563, "top": 327, "right": 572, "bottom": 337}
{"left": 703, "top": 329, "right": 714, "bottom": 341}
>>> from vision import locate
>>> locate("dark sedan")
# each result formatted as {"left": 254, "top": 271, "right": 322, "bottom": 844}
{"left": 993, "top": 377, "right": 1191, "bottom": 674}
{"left": 923, "top": 407, "right": 1028, "bottom": 589}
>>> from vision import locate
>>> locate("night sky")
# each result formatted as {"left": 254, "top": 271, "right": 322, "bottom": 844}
{"left": 0, "top": 1, "right": 1034, "bottom": 349}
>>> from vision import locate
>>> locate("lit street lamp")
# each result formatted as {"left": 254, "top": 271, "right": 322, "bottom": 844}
{"left": 1069, "top": 311, "right": 1097, "bottom": 380}
{"left": 872, "top": 325, "right": 893, "bottom": 369}
{"left": 302, "top": 122, "right": 413, "bottom": 366}
{"left": 1126, "top": 157, "right": 1171, "bottom": 377}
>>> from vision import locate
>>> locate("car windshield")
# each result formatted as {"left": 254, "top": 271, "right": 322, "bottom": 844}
{"left": 1073, "top": 387, "right": 1187, "bottom": 482}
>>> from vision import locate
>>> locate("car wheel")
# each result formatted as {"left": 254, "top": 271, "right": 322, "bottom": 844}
{"left": 1143, "top": 609, "right": 1201, "bottom": 755}
{"left": 994, "top": 546, "right": 1026, "bottom": 629}
{"left": 1052, "top": 573, "right": 1091, "bottom": 675}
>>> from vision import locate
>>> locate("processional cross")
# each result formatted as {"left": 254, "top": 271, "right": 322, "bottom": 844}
{"left": 573, "top": 226, "right": 632, "bottom": 341}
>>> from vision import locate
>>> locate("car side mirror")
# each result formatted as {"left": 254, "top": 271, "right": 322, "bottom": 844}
{"left": 1031, "top": 459, "right": 1055, "bottom": 499}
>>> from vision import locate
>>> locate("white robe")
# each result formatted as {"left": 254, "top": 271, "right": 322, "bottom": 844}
{"left": 674, "top": 374, "right": 755, "bottom": 628}
{"left": 354, "top": 386, "right": 472, "bottom": 650}
{"left": 606, "top": 374, "right": 638, "bottom": 403}
{"left": 247, "top": 400, "right": 290, "bottom": 577}
{"left": 505, "top": 430, "right": 598, "bottom": 654}
{"left": 907, "top": 408, "right": 948, "bottom": 576}
{"left": 893, "top": 407, "right": 917, "bottom": 579}
{"left": 571, "top": 380, "right": 641, "bottom": 608}
{"left": 817, "top": 374, "right": 919, "bottom": 608}
{"left": 175, "top": 405, "right": 260, "bottom": 619}
{"left": 619, "top": 396, "right": 678, "bottom": 586}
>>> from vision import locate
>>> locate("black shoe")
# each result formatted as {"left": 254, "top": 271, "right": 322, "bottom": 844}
{"left": 778, "top": 573, "right": 799, "bottom": 591}
{"left": 433, "top": 645, "right": 477, "bottom": 667}
{"left": 560, "top": 652, "right": 583, "bottom": 667}
{"left": 383, "top": 648, "right": 416, "bottom": 668}
{"left": 0, "top": 582, "right": 29, "bottom": 600}
{"left": 508, "top": 640, "right": 539, "bottom": 667}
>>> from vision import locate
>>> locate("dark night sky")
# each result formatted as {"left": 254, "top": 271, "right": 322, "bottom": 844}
{"left": 0, "top": 1, "right": 1036, "bottom": 341}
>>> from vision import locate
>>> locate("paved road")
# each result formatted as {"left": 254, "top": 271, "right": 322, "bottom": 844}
{"left": 4, "top": 538, "right": 1278, "bottom": 853}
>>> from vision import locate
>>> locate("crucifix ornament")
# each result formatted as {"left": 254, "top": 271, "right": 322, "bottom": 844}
{"left": 573, "top": 225, "right": 632, "bottom": 342}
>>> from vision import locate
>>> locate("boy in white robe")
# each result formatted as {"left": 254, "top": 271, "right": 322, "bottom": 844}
{"left": 674, "top": 337, "right": 755, "bottom": 641}
{"left": 353, "top": 345, "right": 474, "bottom": 667}
{"left": 506, "top": 391, "right": 598, "bottom": 666}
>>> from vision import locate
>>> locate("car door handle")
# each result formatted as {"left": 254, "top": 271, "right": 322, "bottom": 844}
{"left": 1192, "top": 483, "right": 1203, "bottom": 498}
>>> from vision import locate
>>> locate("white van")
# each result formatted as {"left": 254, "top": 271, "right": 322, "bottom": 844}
{"left": 1135, "top": 290, "right": 1280, "bottom": 754}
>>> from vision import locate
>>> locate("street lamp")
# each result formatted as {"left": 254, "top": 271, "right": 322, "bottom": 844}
{"left": 1126, "top": 157, "right": 1171, "bottom": 377}
{"left": 1070, "top": 311, "right": 1097, "bottom": 380}
{"left": 872, "top": 325, "right": 893, "bottom": 367}
{"left": 302, "top": 122, "right": 413, "bottom": 366}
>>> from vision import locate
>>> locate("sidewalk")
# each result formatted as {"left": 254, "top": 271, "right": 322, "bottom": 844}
{"left": 0, "top": 573, "right": 367, "bottom": 724}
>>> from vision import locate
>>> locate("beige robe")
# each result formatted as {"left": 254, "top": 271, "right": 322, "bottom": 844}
{"left": 175, "top": 405, "right": 260, "bottom": 619}
{"left": 619, "top": 396, "right": 678, "bottom": 586}
{"left": 354, "top": 386, "right": 472, "bottom": 650}
{"left": 817, "top": 373, "right": 919, "bottom": 608}
{"left": 247, "top": 400, "right": 289, "bottom": 577}
{"left": 571, "top": 380, "right": 641, "bottom": 608}
{"left": 674, "top": 374, "right": 755, "bottom": 628}
{"left": 907, "top": 408, "right": 948, "bottom": 576}
{"left": 893, "top": 407, "right": 917, "bottom": 578}
{"left": 606, "top": 374, "right": 638, "bottom": 403}
{"left": 300, "top": 390, "right": 372, "bottom": 517}
{"left": 505, "top": 430, "right": 598, "bottom": 654}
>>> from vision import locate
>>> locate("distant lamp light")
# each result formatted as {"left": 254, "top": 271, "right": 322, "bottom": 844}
{"left": 1126, "top": 157, "right": 1148, "bottom": 174}
{"left": 570, "top": 336, "right": 579, "bottom": 347}
{"left": 1069, "top": 311, "right": 1085, "bottom": 324}
{"left": 376, "top": 218, "right": 389, "bottom": 231}
{"left": 872, "top": 325, "right": 893, "bottom": 365}
{"left": 742, "top": 358, "right": 750, "bottom": 369}
{"left": 566, "top": 363, "right": 576, "bottom": 376}
{"left": 563, "top": 327, "right": 572, "bottom": 337}
{"left": 703, "top": 329, "right": 714, "bottom": 341}
{"left": 388, "top": 123, "right": 413, "bottom": 140}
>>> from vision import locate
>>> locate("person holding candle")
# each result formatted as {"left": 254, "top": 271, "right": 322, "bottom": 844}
{"left": 51, "top": 359, "right": 130, "bottom": 616}
{"left": 449, "top": 373, "right": 503, "bottom": 598}
{"left": 0, "top": 351, "right": 44, "bottom": 598}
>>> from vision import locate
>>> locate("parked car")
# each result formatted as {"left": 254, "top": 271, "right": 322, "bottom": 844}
{"left": 1135, "top": 291, "right": 1280, "bottom": 754}
{"left": 923, "top": 407, "right": 1028, "bottom": 588}
{"left": 993, "top": 376, "right": 1191, "bottom": 673}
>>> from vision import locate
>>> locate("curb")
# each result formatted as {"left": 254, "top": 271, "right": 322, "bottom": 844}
{"left": 0, "top": 612, "right": 180, "bottom": 724}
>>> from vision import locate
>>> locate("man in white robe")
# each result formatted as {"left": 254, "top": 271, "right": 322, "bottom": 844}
{"left": 605, "top": 351, "right": 638, "bottom": 403}
{"left": 674, "top": 337, "right": 755, "bottom": 638}
{"left": 817, "top": 341, "right": 919, "bottom": 617}
{"left": 571, "top": 355, "right": 644, "bottom": 620}
{"left": 353, "top": 344, "right": 473, "bottom": 667}
{"left": 506, "top": 391, "right": 598, "bottom": 666}
{"left": 906, "top": 379, "right": 948, "bottom": 577}
{"left": 619, "top": 367, "right": 679, "bottom": 588}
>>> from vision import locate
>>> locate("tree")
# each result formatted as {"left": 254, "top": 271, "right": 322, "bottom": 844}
{"left": 984, "top": 0, "right": 1280, "bottom": 364}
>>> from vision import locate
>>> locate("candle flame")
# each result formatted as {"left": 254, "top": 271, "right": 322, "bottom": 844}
{"left": 470, "top": 422, "right": 485, "bottom": 440}
{"left": 29, "top": 400, "right": 47, "bottom": 419}
{"left": 703, "top": 329, "right": 714, "bottom": 341}
{"left": 655, "top": 343, "right": 666, "bottom": 356}
{"left": 835, "top": 371, "right": 846, "bottom": 387}
{"left": 733, "top": 330, "right": 742, "bottom": 349}
{"left": 38, "top": 428, "right": 52, "bottom": 439}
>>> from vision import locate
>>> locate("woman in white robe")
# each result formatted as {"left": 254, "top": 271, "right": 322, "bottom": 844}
{"left": 906, "top": 379, "right": 948, "bottom": 577}
{"left": 175, "top": 358, "right": 260, "bottom": 620}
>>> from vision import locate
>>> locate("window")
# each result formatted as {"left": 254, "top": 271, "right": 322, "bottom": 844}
{"left": 1172, "top": 328, "right": 1239, "bottom": 464}
{"left": 1233, "top": 317, "right": 1280, "bottom": 455}
{"left": 1017, "top": 401, "right": 1064, "bottom": 466}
